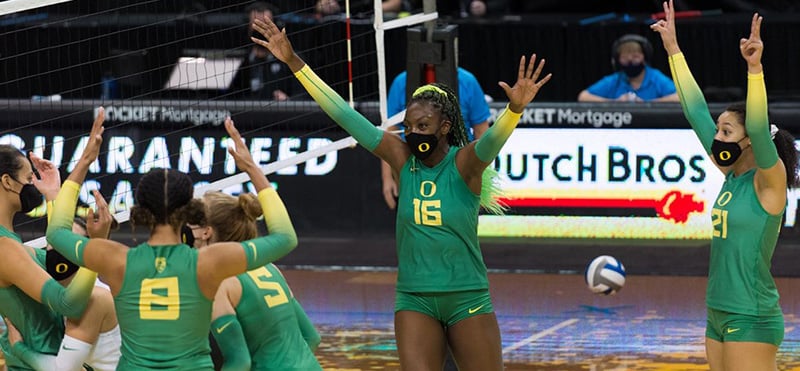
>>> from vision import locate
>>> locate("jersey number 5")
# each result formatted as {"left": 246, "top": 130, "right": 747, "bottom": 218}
{"left": 139, "top": 277, "right": 180, "bottom": 320}
{"left": 247, "top": 267, "right": 289, "bottom": 308}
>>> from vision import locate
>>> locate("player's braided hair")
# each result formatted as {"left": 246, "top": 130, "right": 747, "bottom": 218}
{"left": 409, "top": 83, "right": 469, "bottom": 147}
{"left": 773, "top": 128, "right": 799, "bottom": 188}
{"left": 130, "top": 168, "right": 205, "bottom": 231}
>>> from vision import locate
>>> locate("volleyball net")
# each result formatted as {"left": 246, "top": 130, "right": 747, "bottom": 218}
{"left": 0, "top": 0, "right": 435, "bottom": 245}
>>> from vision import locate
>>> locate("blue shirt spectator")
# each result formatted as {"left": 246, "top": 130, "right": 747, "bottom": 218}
{"left": 578, "top": 35, "right": 679, "bottom": 102}
{"left": 387, "top": 67, "right": 491, "bottom": 140}
{"left": 583, "top": 66, "right": 677, "bottom": 102}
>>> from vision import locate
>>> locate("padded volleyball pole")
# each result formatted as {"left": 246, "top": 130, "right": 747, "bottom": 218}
{"left": 405, "top": 23, "right": 459, "bottom": 102}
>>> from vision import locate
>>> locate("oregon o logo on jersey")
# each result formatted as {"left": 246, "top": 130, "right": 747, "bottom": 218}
{"left": 420, "top": 181, "right": 437, "bottom": 197}
{"left": 716, "top": 191, "right": 733, "bottom": 207}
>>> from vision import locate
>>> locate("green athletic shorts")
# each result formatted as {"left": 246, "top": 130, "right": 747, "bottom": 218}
{"left": 395, "top": 289, "right": 493, "bottom": 328}
{"left": 706, "top": 307, "right": 784, "bottom": 346}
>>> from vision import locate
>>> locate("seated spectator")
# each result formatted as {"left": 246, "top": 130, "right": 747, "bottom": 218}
{"left": 230, "top": 2, "right": 303, "bottom": 100}
{"left": 578, "top": 34, "right": 679, "bottom": 102}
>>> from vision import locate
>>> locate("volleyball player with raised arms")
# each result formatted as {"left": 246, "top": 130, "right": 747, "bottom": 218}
{"left": 46, "top": 108, "right": 298, "bottom": 370}
{"left": 187, "top": 189, "right": 321, "bottom": 370}
{"left": 0, "top": 147, "right": 96, "bottom": 371}
{"left": 250, "top": 17, "right": 551, "bottom": 370}
{"left": 652, "top": 1, "right": 798, "bottom": 369}
{"left": 6, "top": 209, "right": 121, "bottom": 371}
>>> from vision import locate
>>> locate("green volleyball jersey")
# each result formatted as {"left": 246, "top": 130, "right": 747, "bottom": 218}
{"left": 707, "top": 170, "right": 783, "bottom": 316}
{"left": 396, "top": 147, "right": 488, "bottom": 292}
{"left": 0, "top": 226, "right": 64, "bottom": 371}
{"left": 231, "top": 263, "right": 321, "bottom": 370}
{"left": 115, "top": 243, "right": 213, "bottom": 370}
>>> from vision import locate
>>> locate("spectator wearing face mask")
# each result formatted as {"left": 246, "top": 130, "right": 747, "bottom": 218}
{"left": 578, "top": 34, "right": 679, "bottom": 102}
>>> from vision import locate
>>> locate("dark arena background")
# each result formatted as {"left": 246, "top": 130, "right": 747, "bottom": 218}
{"left": 1, "top": 0, "right": 799, "bottom": 369}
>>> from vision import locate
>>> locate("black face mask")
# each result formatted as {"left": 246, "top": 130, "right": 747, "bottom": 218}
{"left": 405, "top": 133, "right": 439, "bottom": 160}
{"left": 711, "top": 138, "right": 746, "bottom": 166}
{"left": 46, "top": 249, "right": 80, "bottom": 281}
{"left": 620, "top": 61, "right": 645, "bottom": 78}
{"left": 8, "top": 177, "right": 43, "bottom": 213}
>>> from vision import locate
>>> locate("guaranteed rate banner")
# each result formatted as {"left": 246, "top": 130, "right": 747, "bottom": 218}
{"left": 480, "top": 128, "right": 800, "bottom": 240}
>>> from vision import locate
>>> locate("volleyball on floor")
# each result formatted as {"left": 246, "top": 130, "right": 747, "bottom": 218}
{"left": 585, "top": 255, "right": 626, "bottom": 295}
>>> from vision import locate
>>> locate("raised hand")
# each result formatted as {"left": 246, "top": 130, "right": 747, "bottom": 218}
{"left": 81, "top": 107, "right": 105, "bottom": 164}
{"left": 85, "top": 189, "right": 114, "bottom": 239}
{"left": 224, "top": 117, "right": 256, "bottom": 171}
{"left": 250, "top": 18, "right": 302, "bottom": 71}
{"left": 498, "top": 53, "right": 551, "bottom": 114}
{"left": 29, "top": 152, "right": 60, "bottom": 201}
{"left": 224, "top": 117, "right": 271, "bottom": 191}
{"left": 650, "top": 0, "right": 680, "bottom": 55}
{"left": 66, "top": 107, "right": 104, "bottom": 184}
{"left": 740, "top": 13, "right": 763, "bottom": 69}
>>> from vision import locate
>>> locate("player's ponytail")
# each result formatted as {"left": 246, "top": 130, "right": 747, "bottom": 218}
{"left": 771, "top": 126, "right": 799, "bottom": 188}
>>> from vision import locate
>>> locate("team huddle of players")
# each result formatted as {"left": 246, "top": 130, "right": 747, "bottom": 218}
{"left": 0, "top": 1, "right": 795, "bottom": 370}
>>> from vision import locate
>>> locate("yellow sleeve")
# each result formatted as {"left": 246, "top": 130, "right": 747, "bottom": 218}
{"left": 474, "top": 105, "right": 522, "bottom": 162}
{"left": 45, "top": 181, "right": 88, "bottom": 266}
{"left": 746, "top": 72, "right": 778, "bottom": 168}
{"left": 294, "top": 65, "right": 384, "bottom": 151}
{"left": 241, "top": 188, "right": 298, "bottom": 269}
{"left": 668, "top": 53, "right": 717, "bottom": 153}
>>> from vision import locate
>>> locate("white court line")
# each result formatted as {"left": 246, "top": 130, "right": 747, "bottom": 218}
{"left": 502, "top": 318, "right": 579, "bottom": 354}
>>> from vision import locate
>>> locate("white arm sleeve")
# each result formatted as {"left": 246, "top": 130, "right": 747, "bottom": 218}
{"left": 55, "top": 335, "right": 92, "bottom": 371}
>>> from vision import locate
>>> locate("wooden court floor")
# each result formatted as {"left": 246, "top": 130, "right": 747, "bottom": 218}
{"left": 281, "top": 269, "right": 800, "bottom": 371}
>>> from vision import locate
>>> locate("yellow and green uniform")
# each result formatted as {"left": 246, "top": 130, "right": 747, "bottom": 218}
{"left": 292, "top": 63, "right": 522, "bottom": 292}
{"left": 0, "top": 228, "right": 63, "bottom": 371}
{"left": 396, "top": 148, "right": 486, "bottom": 292}
{"left": 670, "top": 53, "right": 783, "bottom": 335}
{"left": 47, "top": 181, "right": 298, "bottom": 369}
{"left": 114, "top": 243, "right": 214, "bottom": 370}
{"left": 292, "top": 63, "right": 523, "bottom": 320}
{"left": 1, "top": 225, "right": 95, "bottom": 371}
{"left": 216, "top": 263, "right": 321, "bottom": 370}
{"left": 706, "top": 170, "right": 782, "bottom": 315}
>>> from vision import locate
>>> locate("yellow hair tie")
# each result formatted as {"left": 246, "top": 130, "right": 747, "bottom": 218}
{"left": 412, "top": 84, "right": 447, "bottom": 98}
